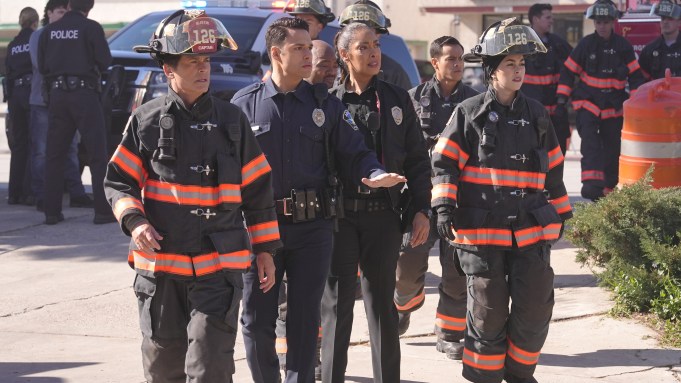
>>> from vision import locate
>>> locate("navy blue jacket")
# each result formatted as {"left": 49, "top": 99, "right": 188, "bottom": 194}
{"left": 231, "top": 78, "right": 384, "bottom": 201}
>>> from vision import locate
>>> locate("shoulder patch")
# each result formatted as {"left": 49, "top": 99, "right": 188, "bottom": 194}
{"left": 232, "top": 82, "right": 264, "bottom": 100}
{"left": 343, "top": 110, "right": 359, "bottom": 131}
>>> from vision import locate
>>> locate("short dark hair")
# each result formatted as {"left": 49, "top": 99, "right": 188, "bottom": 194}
{"left": 159, "top": 54, "right": 181, "bottom": 68}
{"left": 528, "top": 3, "right": 552, "bottom": 24}
{"left": 430, "top": 36, "right": 464, "bottom": 59}
{"left": 265, "top": 17, "right": 309, "bottom": 58}
{"left": 68, "top": 0, "right": 94, "bottom": 13}
{"left": 42, "top": 0, "right": 68, "bottom": 26}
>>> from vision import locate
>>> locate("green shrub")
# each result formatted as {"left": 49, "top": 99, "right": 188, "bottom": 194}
{"left": 566, "top": 170, "right": 681, "bottom": 343}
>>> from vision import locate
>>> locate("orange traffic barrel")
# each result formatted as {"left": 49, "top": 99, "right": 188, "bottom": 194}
{"left": 620, "top": 70, "right": 681, "bottom": 188}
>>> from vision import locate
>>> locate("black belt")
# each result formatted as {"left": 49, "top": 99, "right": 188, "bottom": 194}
{"left": 13, "top": 74, "right": 32, "bottom": 87}
{"left": 275, "top": 189, "right": 323, "bottom": 222}
{"left": 343, "top": 197, "right": 391, "bottom": 213}
{"left": 50, "top": 75, "right": 97, "bottom": 91}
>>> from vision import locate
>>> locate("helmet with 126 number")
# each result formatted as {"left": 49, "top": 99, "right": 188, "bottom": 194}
{"left": 287, "top": 0, "right": 335, "bottom": 24}
{"left": 134, "top": 9, "right": 238, "bottom": 66}
{"left": 339, "top": 1, "right": 391, "bottom": 34}
{"left": 651, "top": 0, "right": 681, "bottom": 19}
{"left": 585, "top": 0, "right": 622, "bottom": 20}
{"left": 462, "top": 17, "right": 547, "bottom": 63}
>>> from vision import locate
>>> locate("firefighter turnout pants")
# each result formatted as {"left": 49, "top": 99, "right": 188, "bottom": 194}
{"left": 576, "top": 109, "right": 623, "bottom": 193}
{"left": 395, "top": 215, "right": 467, "bottom": 340}
{"left": 133, "top": 272, "right": 243, "bottom": 383}
{"left": 458, "top": 245, "right": 554, "bottom": 383}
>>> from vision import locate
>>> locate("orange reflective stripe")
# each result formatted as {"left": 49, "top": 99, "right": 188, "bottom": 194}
{"left": 548, "top": 146, "right": 564, "bottom": 170}
{"left": 549, "top": 195, "right": 572, "bottom": 215}
{"left": 578, "top": 72, "right": 626, "bottom": 90}
{"left": 557, "top": 84, "right": 572, "bottom": 97}
{"left": 462, "top": 348, "right": 505, "bottom": 371}
{"left": 248, "top": 220, "right": 280, "bottom": 244}
{"left": 564, "top": 57, "right": 582, "bottom": 74}
{"left": 111, "top": 145, "right": 147, "bottom": 188}
{"left": 144, "top": 179, "right": 242, "bottom": 206}
{"left": 129, "top": 249, "right": 251, "bottom": 277}
{"left": 435, "top": 312, "right": 466, "bottom": 331}
{"left": 395, "top": 290, "right": 425, "bottom": 311}
{"left": 276, "top": 337, "right": 287, "bottom": 354}
{"left": 242, "top": 153, "right": 271, "bottom": 187}
{"left": 524, "top": 73, "right": 560, "bottom": 85}
{"left": 434, "top": 137, "right": 469, "bottom": 170}
{"left": 581, "top": 170, "right": 604, "bottom": 181}
{"left": 113, "top": 197, "right": 144, "bottom": 221}
{"left": 545, "top": 105, "right": 557, "bottom": 115}
{"left": 431, "top": 183, "right": 458, "bottom": 203}
{"left": 573, "top": 100, "right": 622, "bottom": 119}
{"left": 627, "top": 59, "right": 640, "bottom": 74}
{"left": 318, "top": 327, "right": 322, "bottom": 338}
{"left": 461, "top": 167, "right": 546, "bottom": 189}
{"left": 515, "top": 223, "right": 562, "bottom": 247}
{"left": 454, "top": 228, "right": 513, "bottom": 247}
{"left": 507, "top": 339, "right": 541, "bottom": 365}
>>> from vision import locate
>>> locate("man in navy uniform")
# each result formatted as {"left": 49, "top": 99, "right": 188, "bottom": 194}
{"left": 37, "top": 0, "right": 112, "bottom": 224}
{"left": 232, "top": 17, "right": 405, "bottom": 383}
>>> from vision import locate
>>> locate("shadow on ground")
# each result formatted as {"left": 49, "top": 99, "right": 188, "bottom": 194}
{"left": 0, "top": 362, "right": 97, "bottom": 383}
{"left": 540, "top": 348, "right": 681, "bottom": 368}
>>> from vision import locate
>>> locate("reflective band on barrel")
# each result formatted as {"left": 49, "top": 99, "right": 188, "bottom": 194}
{"left": 461, "top": 167, "right": 545, "bottom": 189}
{"left": 432, "top": 183, "right": 458, "bottom": 203}
{"left": 515, "top": 223, "right": 562, "bottom": 247}
{"left": 434, "top": 137, "right": 469, "bottom": 170}
{"left": 144, "top": 179, "right": 241, "bottom": 205}
{"left": 435, "top": 312, "right": 466, "bottom": 331}
{"left": 507, "top": 339, "right": 541, "bottom": 365}
{"left": 242, "top": 154, "right": 271, "bottom": 187}
{"left": 395, "top": 290, "right": 425, "bottom": 311}
{"left": 462, "top": 348, "right": 505, "bottom": 371}
{"left": 621, "top": 139, "right": 681, "bottom": 160}
{"left": 248, "top": 220, "right": 280, "bottom": 244}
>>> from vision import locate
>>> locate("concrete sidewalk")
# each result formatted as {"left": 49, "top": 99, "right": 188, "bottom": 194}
{"left": 0, "top": 110, "right": 680, "bottom": 382}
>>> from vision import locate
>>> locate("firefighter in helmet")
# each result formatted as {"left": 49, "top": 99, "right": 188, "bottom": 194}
{"left": 639, "top": 0, "right": 681, "bottom": 79}
{"left": 432, "top": 17, "right": 572, "bottom": 383}
{"left": 557, "top": 0, "right": 645, "bottom": 201}
{"left": 338, "top": 0, "right": 412, "bottom": 89}
{"left": 287, "top": 0, "right": 334, "bottom": 39}
{"left": 105, "top": 9, "right": 283, "bottom": 382}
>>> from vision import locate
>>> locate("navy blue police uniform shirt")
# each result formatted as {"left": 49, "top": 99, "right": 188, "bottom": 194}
{"left": 231, "top": 78, "right": 385, "bottom": 200}
{"left": 37, "top": 10, "right": 111, "bottom": 83}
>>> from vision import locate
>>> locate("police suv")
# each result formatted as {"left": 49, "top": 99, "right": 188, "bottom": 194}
{"left": 105, "top": 1, "right": 420, "bottom": 143}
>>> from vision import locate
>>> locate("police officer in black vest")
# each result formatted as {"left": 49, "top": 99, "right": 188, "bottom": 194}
{"left": 639, "top": 0, "right": 681, "bottom": 80}
{"left": 395, "top": 35, "right": 477, "bottom": 361}
{"left": 5, "top": 7, "right": 39, "bottom": 206}
{"left": 37, "top": 0, "right": 113, "bottom": 224}
{"left": 231, "top": 18, "right": 405, "bottom": 383}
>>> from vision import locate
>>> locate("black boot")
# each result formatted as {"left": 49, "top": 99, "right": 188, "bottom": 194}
{"left": 436, "top": 338, "right": 464, "bottom": 360}
{"left": 397, "top": 312, "right": 411, "bottom": 335}
{"left": 504, "top": 372, "right": 538, "bottom": 383}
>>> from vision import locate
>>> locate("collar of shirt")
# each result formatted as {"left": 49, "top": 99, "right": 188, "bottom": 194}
{"left": 335, "top": 75, "right": 379, "bottom": 103}
{"left": 261, "top": 77, "right": 308, "bottom": 102}
{"left": 431, "top": 76, "right": 463, "bottom": 101}
{"left": 473, "top": 87, "right": 524, "bottom": 120}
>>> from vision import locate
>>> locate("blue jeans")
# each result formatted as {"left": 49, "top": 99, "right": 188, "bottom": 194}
{"left": 29, "top": 105, "right": 86, "bottom": 202}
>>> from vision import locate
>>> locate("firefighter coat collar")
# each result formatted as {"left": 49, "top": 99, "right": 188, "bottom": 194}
{"left": 472, "top": 87, "right": 525, "bottom": 121}
{"left": 165, "top": 86, "right": 213, "bottom": 121}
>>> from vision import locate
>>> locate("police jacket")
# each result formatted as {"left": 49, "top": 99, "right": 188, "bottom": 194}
{"left": 4, "top": 27, "right": 33, "bottom": 99}
{"left": 332, "top": 76, "right": 432, "bottom": 214}
{"left": 37, "top": 11, "right": 112, "bottom": 84}
{"left": 639, "top": 33, "right": 681, "bottom": 80}
{"left": 557, "top": 32, "right": 645, "bottom": 118}
{"left": 231, "top": 78, "right": 385, "bottom": 202}
{"left": 409, "top": 76, "right": 479, "bottom": 149}
{"left": 522, "top": 33, "right": 572, "bottom": 114}
{"left": 105, "top": 88, "right": 283, "bottom": 278}
{"left": 431, "top": 88, "right": 573, "bottom": 252}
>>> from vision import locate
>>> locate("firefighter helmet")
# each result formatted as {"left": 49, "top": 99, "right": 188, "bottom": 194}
{"left": 339, "top": 1, "right": 391, "bottom": 34}
{"left": 462, "top": 17, "right": 547, "bottom": 63}
{"left": 585, "top": 0, "right": 622, "bottom": 20}
{"left": 287, "top": 0, "right": 335, "bottom": 24}
{"left": 134, "top": 9, "right": 238, "bottom": 64}
{"left": 651, "top": 0, "right": 681, "bottom": 19}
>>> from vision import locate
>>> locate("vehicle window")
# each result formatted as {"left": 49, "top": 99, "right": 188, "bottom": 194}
{"left": 108, "top": 13, "right": 265, "bottom": 54}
